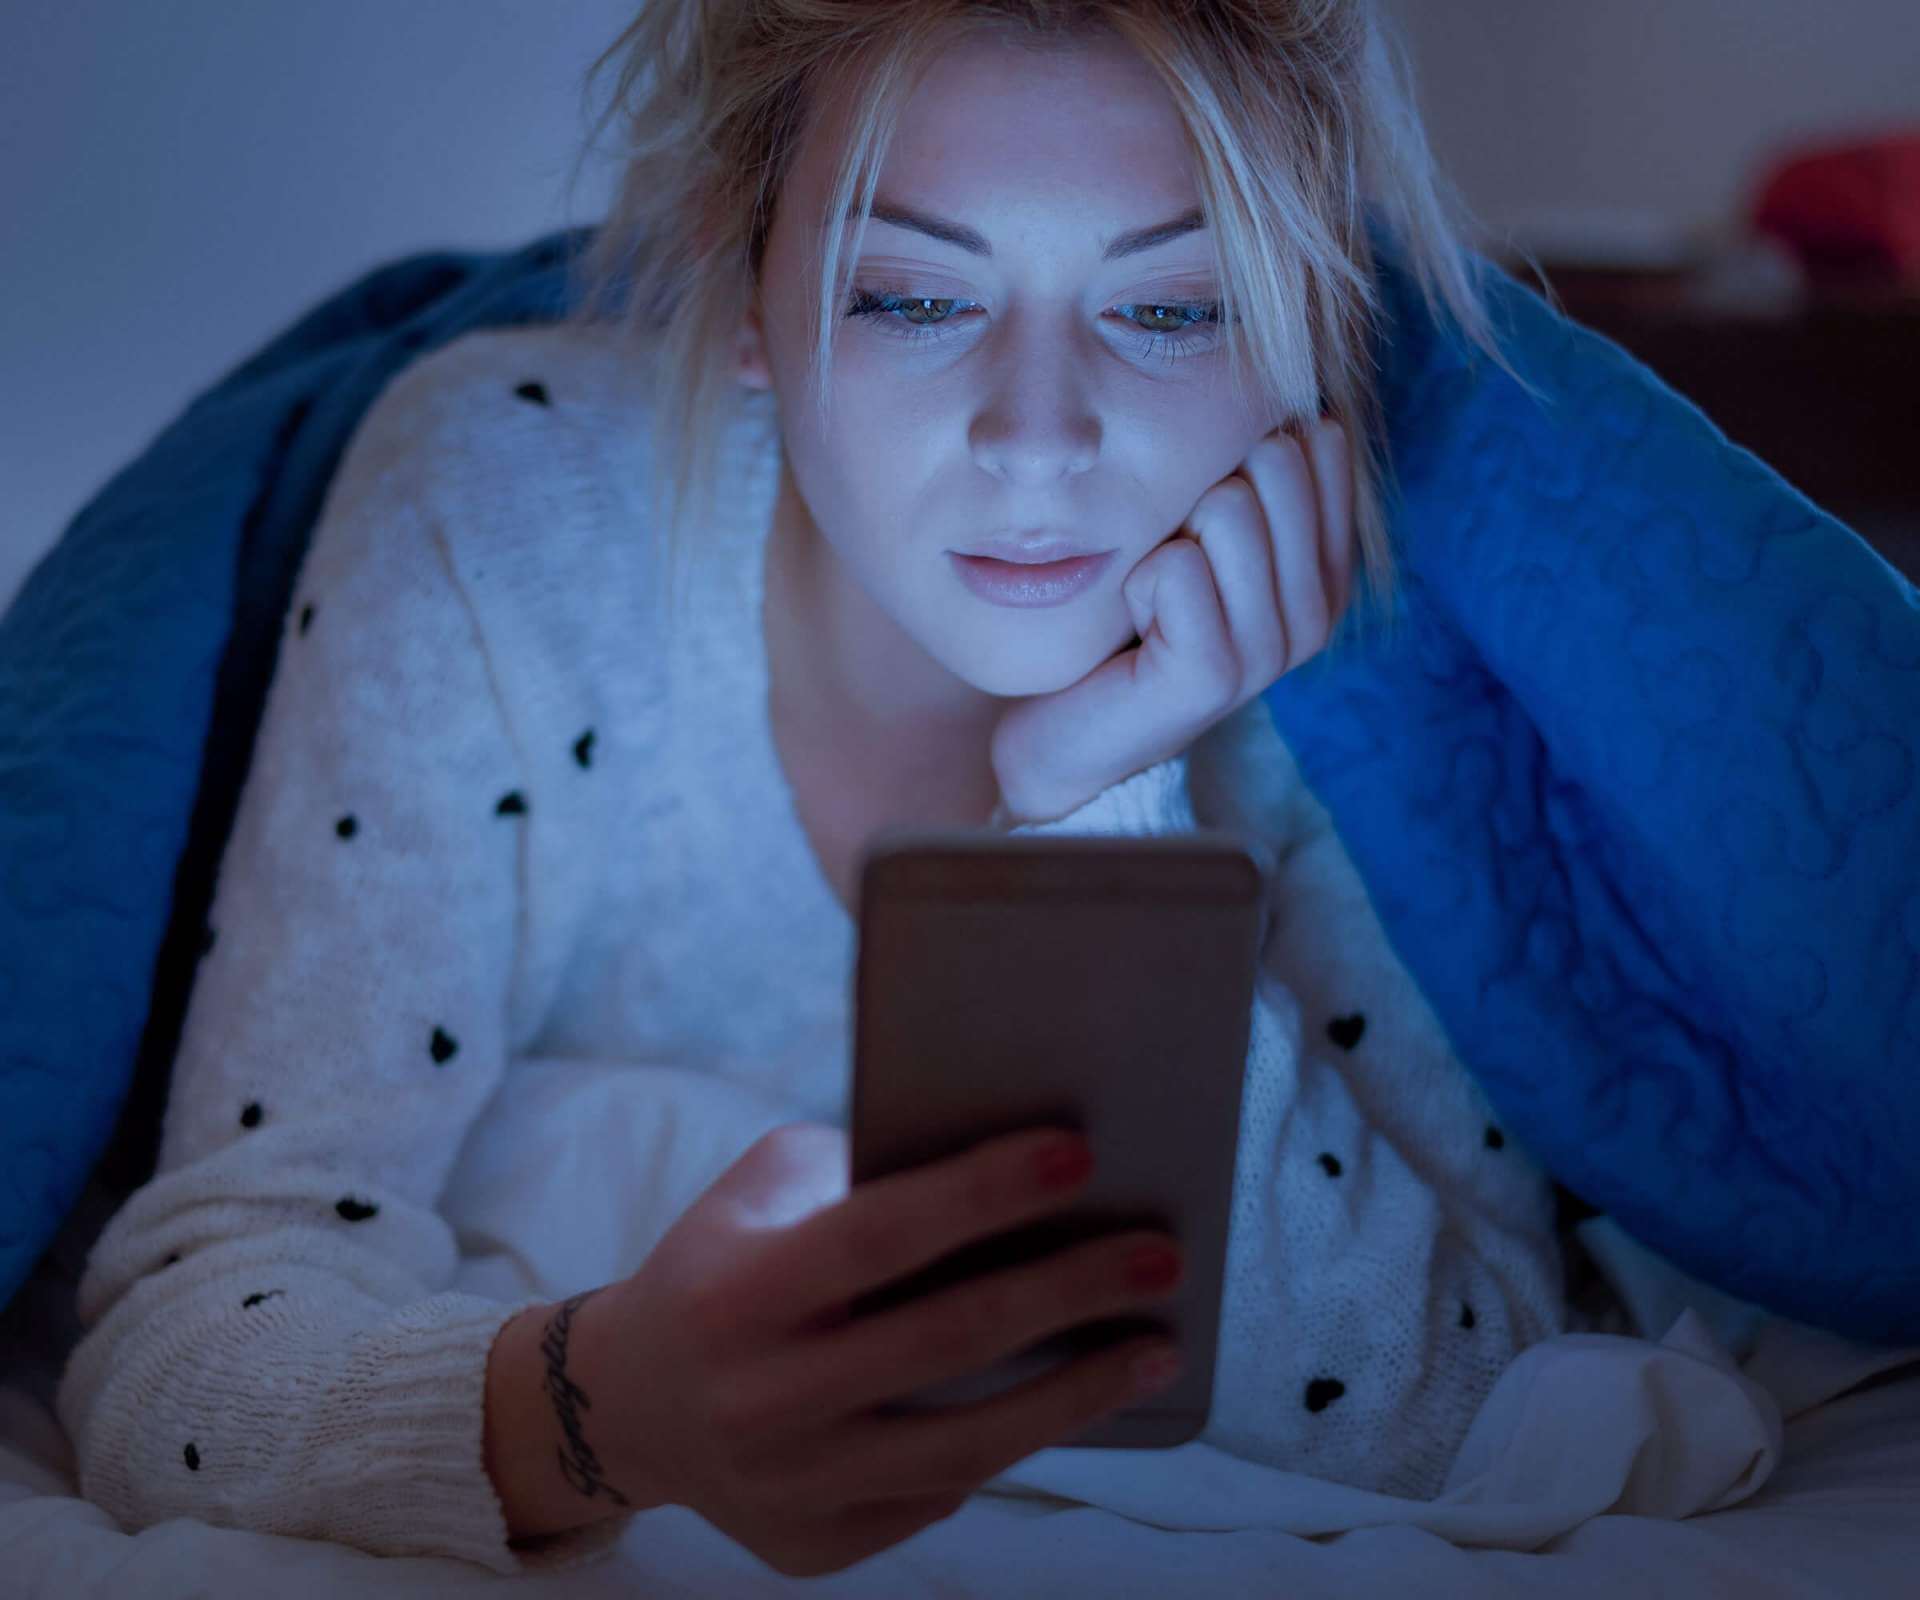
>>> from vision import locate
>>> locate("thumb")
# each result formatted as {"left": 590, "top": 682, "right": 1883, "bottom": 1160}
{"left": 715, "top": 1122, "right": 850, "bottom": 1230}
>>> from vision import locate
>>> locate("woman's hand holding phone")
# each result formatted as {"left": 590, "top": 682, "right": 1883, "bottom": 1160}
{"left": 591, "top": 1121, "right": 1186, "bottom": 1580}
{"left": 991, "top": 415, "right": 1355, "bottom": 824}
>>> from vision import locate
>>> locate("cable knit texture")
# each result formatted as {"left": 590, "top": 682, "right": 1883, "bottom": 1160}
{"left": 57, "top": 324, "right": 1568, "bottom": 1574}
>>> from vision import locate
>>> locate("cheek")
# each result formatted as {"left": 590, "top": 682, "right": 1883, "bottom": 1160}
{"left": 812, "top": 414, "right": 941, "bottom": 525}
{"left": 1157, "top": 417, "right": 1266, "bottom": 510}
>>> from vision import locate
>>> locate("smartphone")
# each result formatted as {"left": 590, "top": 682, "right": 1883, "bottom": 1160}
{"left": 848, "top": 823, "right": 1272, "bottom": 1449}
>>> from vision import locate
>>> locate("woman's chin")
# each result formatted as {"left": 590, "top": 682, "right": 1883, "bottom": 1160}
{"left": 950, "top": 635, "right": 1135, "bottom": 700}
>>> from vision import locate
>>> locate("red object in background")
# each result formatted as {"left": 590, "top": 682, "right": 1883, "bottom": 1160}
{"left": 1750, "top": 129, "right": 1920, "bottom": 288}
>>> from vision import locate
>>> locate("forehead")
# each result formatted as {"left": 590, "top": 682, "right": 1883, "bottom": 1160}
{"left": 787, "top": 28, "right": 1200, "bottom": 240}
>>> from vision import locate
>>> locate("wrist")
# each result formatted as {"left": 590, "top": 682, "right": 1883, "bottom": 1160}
{"left": 484, "top": 1289, "right": 657, "bottom": 1544}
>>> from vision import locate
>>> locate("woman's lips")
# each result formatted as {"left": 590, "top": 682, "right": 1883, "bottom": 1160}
{"left": 950, "top": 551, "right": 1116, "bottom": 608}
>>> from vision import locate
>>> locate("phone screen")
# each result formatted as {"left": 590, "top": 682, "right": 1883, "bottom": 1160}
{"left": 848, "top": 828, "right": 1269, "bottom": 1448}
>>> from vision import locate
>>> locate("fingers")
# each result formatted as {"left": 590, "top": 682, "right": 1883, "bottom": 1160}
{"left": 1180, "top": 471, "right": 1289, "bottom": 691}
{"left": 1119, "top": 533, "right": 1235, "bottom": 702}
{"left": 774, "top": 1128, "right": 1084, "bottom": 1331}
{"left": 1298, "top": 417, "right": 1356, "bottom": 624}
{"left": 772, "top": 1219, "right": 1177, "bottom": 1432}
{"left": 1233, "top": 429, "right": 1327, "bottom": 674}
{"left": 1118, "top": 409, "right": 1354, "bottom": 709}
{"left": 1238, "top": 419, "right": 1354, "bottom": 672}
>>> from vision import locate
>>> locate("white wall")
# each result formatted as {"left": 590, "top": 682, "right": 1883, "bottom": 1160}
{"left": 1, "top": 0, "right": 634, "bottom": 612}
{"left": 4, "top": 0, "right": 1916, "bottom": 614}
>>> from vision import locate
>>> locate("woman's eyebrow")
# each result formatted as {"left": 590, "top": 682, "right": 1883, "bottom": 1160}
{"left": 845, "top": 198, "right": 1207, "bottom": 261}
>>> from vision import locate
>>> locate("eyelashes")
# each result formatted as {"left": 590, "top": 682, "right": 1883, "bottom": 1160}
{"left": 841, "top": 285, "right": 1227, "bottom": 365}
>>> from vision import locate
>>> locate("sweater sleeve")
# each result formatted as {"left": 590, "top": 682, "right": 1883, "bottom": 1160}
{"left": 53, "top": 369, "right": 637, "bottom": 1576}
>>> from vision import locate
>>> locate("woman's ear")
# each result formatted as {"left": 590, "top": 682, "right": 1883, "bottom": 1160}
{"left": 694, "top": 211, "right": 774, "bottom": 391}
{"left": 734, "top": 306, "right": 774, "bottom": 392}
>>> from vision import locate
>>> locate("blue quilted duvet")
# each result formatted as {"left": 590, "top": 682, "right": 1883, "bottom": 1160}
{"left": 3, "top": 222, "right": 1916, "bottom": 1339}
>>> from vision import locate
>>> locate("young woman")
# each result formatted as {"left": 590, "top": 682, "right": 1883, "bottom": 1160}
{"left": 57, "top": 1, "right": 1571, "bottom": 1582}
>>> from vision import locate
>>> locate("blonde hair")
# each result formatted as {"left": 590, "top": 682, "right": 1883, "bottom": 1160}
{"left": 557, "top": 0, "right": 1550, "bottom": 656}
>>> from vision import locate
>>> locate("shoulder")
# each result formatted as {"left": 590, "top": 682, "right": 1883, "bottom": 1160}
{"left": 343, "top": 322, "right": 660, "bottom": 494}
{"left": 392, "top": 321, "right": 658, "bottom": 427}
{"left": 314, "top": 322, "right": 663, "bottom": 601}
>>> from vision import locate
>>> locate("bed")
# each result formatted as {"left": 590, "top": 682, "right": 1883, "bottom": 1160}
{"left": 3, "top": 216, "right": 1917, "bottom": 1594}
{"left": 4, "top": 1067, "right": 1919, "bottom": 1596}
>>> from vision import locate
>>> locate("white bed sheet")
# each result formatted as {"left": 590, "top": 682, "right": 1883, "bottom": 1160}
{"left": 4, "top": 1053, "right": 1917, "bottom": 1598}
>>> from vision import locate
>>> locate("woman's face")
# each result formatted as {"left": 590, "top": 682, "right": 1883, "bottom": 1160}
{"left": 736, "top": 26, "right": 1282, "bottom": 716}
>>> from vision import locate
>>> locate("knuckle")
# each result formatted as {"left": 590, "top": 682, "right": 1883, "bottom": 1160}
{"left": 761, "top": 1122, "right": 806, "bottom": 1154}
{"left": 1194, "top": 477, "right": 1253, "bottom": 523}
{"left": 751, "top": 1123, "right": 808, "bottom": 1169}
{"left": 1180, "top": 536, "right": 1220, "bottom": 574}
{"left": 1152, "top": 533, "right": 1194, "bottom": 566}
{"left": 1220, "top": 474, "right": 1262, "bottom": 509}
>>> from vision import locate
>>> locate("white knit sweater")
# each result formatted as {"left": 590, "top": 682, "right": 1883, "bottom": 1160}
{"left": 55, "top": 324, "right": 1570, "bottom": 1576}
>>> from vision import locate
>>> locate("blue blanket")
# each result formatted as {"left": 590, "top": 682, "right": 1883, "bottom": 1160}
{"left": 4, "top": 223, "right": 1916, "bottom": 1340}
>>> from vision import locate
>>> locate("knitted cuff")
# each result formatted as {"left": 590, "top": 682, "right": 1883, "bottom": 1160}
{"left": 996, "top": 758, "right": 1190, "bottom": 837}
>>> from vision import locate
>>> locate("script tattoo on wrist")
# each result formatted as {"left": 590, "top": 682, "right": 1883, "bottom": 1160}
{"left": 541, "top": 1288, "right": 632, "bottom": 1508}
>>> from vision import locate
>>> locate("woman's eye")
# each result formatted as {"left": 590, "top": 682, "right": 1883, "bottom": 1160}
{"left": 1128, "top": 304, "right": 1209, "bottom": 335}
{"left": 841, "top": 287, "right": 1224, "bottom": 362}
{"left": 850, "top": 290, "right": 964, "bottom": 329}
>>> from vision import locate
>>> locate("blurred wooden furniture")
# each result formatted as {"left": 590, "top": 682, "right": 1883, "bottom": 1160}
{"left": 1496, "top": 260, "right": 1920, "bottom": 583}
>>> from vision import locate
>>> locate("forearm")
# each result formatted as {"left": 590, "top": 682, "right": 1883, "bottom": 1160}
{"left": 484, "top": 1289, "right": 662, "bottom": 1543}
